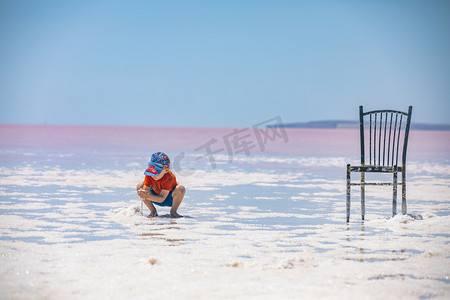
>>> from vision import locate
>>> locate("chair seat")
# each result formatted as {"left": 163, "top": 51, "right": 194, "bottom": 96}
{"left": 348, "top": 165, "right": 403, "bottom": 173}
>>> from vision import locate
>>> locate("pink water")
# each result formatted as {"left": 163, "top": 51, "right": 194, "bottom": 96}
{"left": 1, "top": 124, "right": 448, "bottom": 159}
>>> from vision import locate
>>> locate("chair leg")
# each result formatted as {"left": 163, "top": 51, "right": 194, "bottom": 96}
{"left": 393, "top": 170, "right": 397, "bottom": 217}
{"left": 402, "top": 170, "right": 407, "bottom": 215}
{"left": 360, "top": 172, "right": 365, "bottom": 221}
{"left": 346, "top": 165, "right": 351, "bottom": 222}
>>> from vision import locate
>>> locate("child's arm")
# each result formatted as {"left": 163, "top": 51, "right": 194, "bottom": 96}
{"left": 137, "top": 187, "right": 170, "bottom": 203}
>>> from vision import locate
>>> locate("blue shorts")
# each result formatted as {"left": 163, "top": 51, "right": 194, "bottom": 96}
{"left": 150, "top": 188, "right": 173, "bottom": 207}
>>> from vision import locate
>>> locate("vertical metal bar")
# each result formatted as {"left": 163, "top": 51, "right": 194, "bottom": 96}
{"left": 369, "top": 114, "right": 372, "bottom": 165}
{"left": 392, "top": 112, "right": 400, "bottom": 218}
{"left": 391, "top": 113, "right": 398, "bottom": 166}
{"left": 402, "top": 168, "right": 407, "bottom": 215}
{"left": 387, "top": 113, "right": 393, "bottom": 166}
{"left": 402, "top": 106, "right": 413, "bottom": 167}
{"left": 393, "top": 167, "right": 398, "bottom": 217}
{"left": 378, "top": 113, "right": 382, "bottom": 165}
{"left": 346, "top": 164, "right": 351, "bottom": 222}
{"left": 374, "top": 113, "right": 377, "bottom": 165}
{"left": 395, "top": 115, "right": 403, "bottom": 166}
{"left": 361, "top": 172, "right": 365, "bottom": 221}
{"left": 359, "top": 106, "right": 365, "bottom": 165}
{"left": 401, "top": 106, "right": 412, "bottom": 215}
{"left": 383, "top": 112, "right": 388, "bottom": 166}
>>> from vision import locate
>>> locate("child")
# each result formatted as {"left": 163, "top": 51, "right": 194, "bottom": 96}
{"left": 136, "top": 152, "right": 185, "bottom": 218}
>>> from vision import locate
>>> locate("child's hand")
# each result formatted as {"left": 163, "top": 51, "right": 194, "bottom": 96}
{"left": 137, "top": 189, "right": 150, "bottom": 199}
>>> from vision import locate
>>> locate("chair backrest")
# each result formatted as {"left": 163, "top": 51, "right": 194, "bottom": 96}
{"left": 359, "top": 106, "right": 412, "bottom": 167}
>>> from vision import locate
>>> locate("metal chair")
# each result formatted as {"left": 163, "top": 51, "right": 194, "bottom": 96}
{"left": 346, "top": 106, "right": 413, "bottom": 222}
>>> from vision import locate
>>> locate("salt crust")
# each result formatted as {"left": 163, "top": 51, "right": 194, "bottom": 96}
{"left": 2, "top": 206, "right": 448, "bottom": 299}
{"left": 1, "top": 158, "right": 449, "bottom": 299}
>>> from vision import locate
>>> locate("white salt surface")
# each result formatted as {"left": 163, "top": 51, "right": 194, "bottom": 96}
{"left": 1, "top": 153, "right": 449, "bottom": 299}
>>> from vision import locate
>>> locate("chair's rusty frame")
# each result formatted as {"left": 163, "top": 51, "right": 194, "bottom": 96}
{"left": 346, "top": 106, "right": 413, "bottom": 222}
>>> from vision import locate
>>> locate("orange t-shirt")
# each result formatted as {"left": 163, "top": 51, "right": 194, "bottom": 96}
{"left": 143, "top": 171, "right": 178, "bottom": 194}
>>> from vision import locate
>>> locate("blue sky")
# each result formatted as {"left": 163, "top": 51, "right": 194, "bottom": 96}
{"left": 0, "top": 0, "right": 449, "bottom": 127}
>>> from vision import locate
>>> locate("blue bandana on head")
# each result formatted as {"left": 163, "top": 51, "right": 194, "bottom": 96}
{"left": 144, "top": 152, "right": 170, "bottom": 176}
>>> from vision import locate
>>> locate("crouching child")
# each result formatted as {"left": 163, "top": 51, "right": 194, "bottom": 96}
{"left": 136, "top": 152, "right": 185, "bottom": 218}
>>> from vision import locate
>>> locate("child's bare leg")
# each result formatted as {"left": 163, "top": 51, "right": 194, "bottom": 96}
{"left": 136, "top": 182, "right": 157, "bottom": 217}
{"left": 170, "top": 185, "right": 185, "bottom": 218}
{"left": 143, "top": 199, "right": 158, "bottom": 217}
